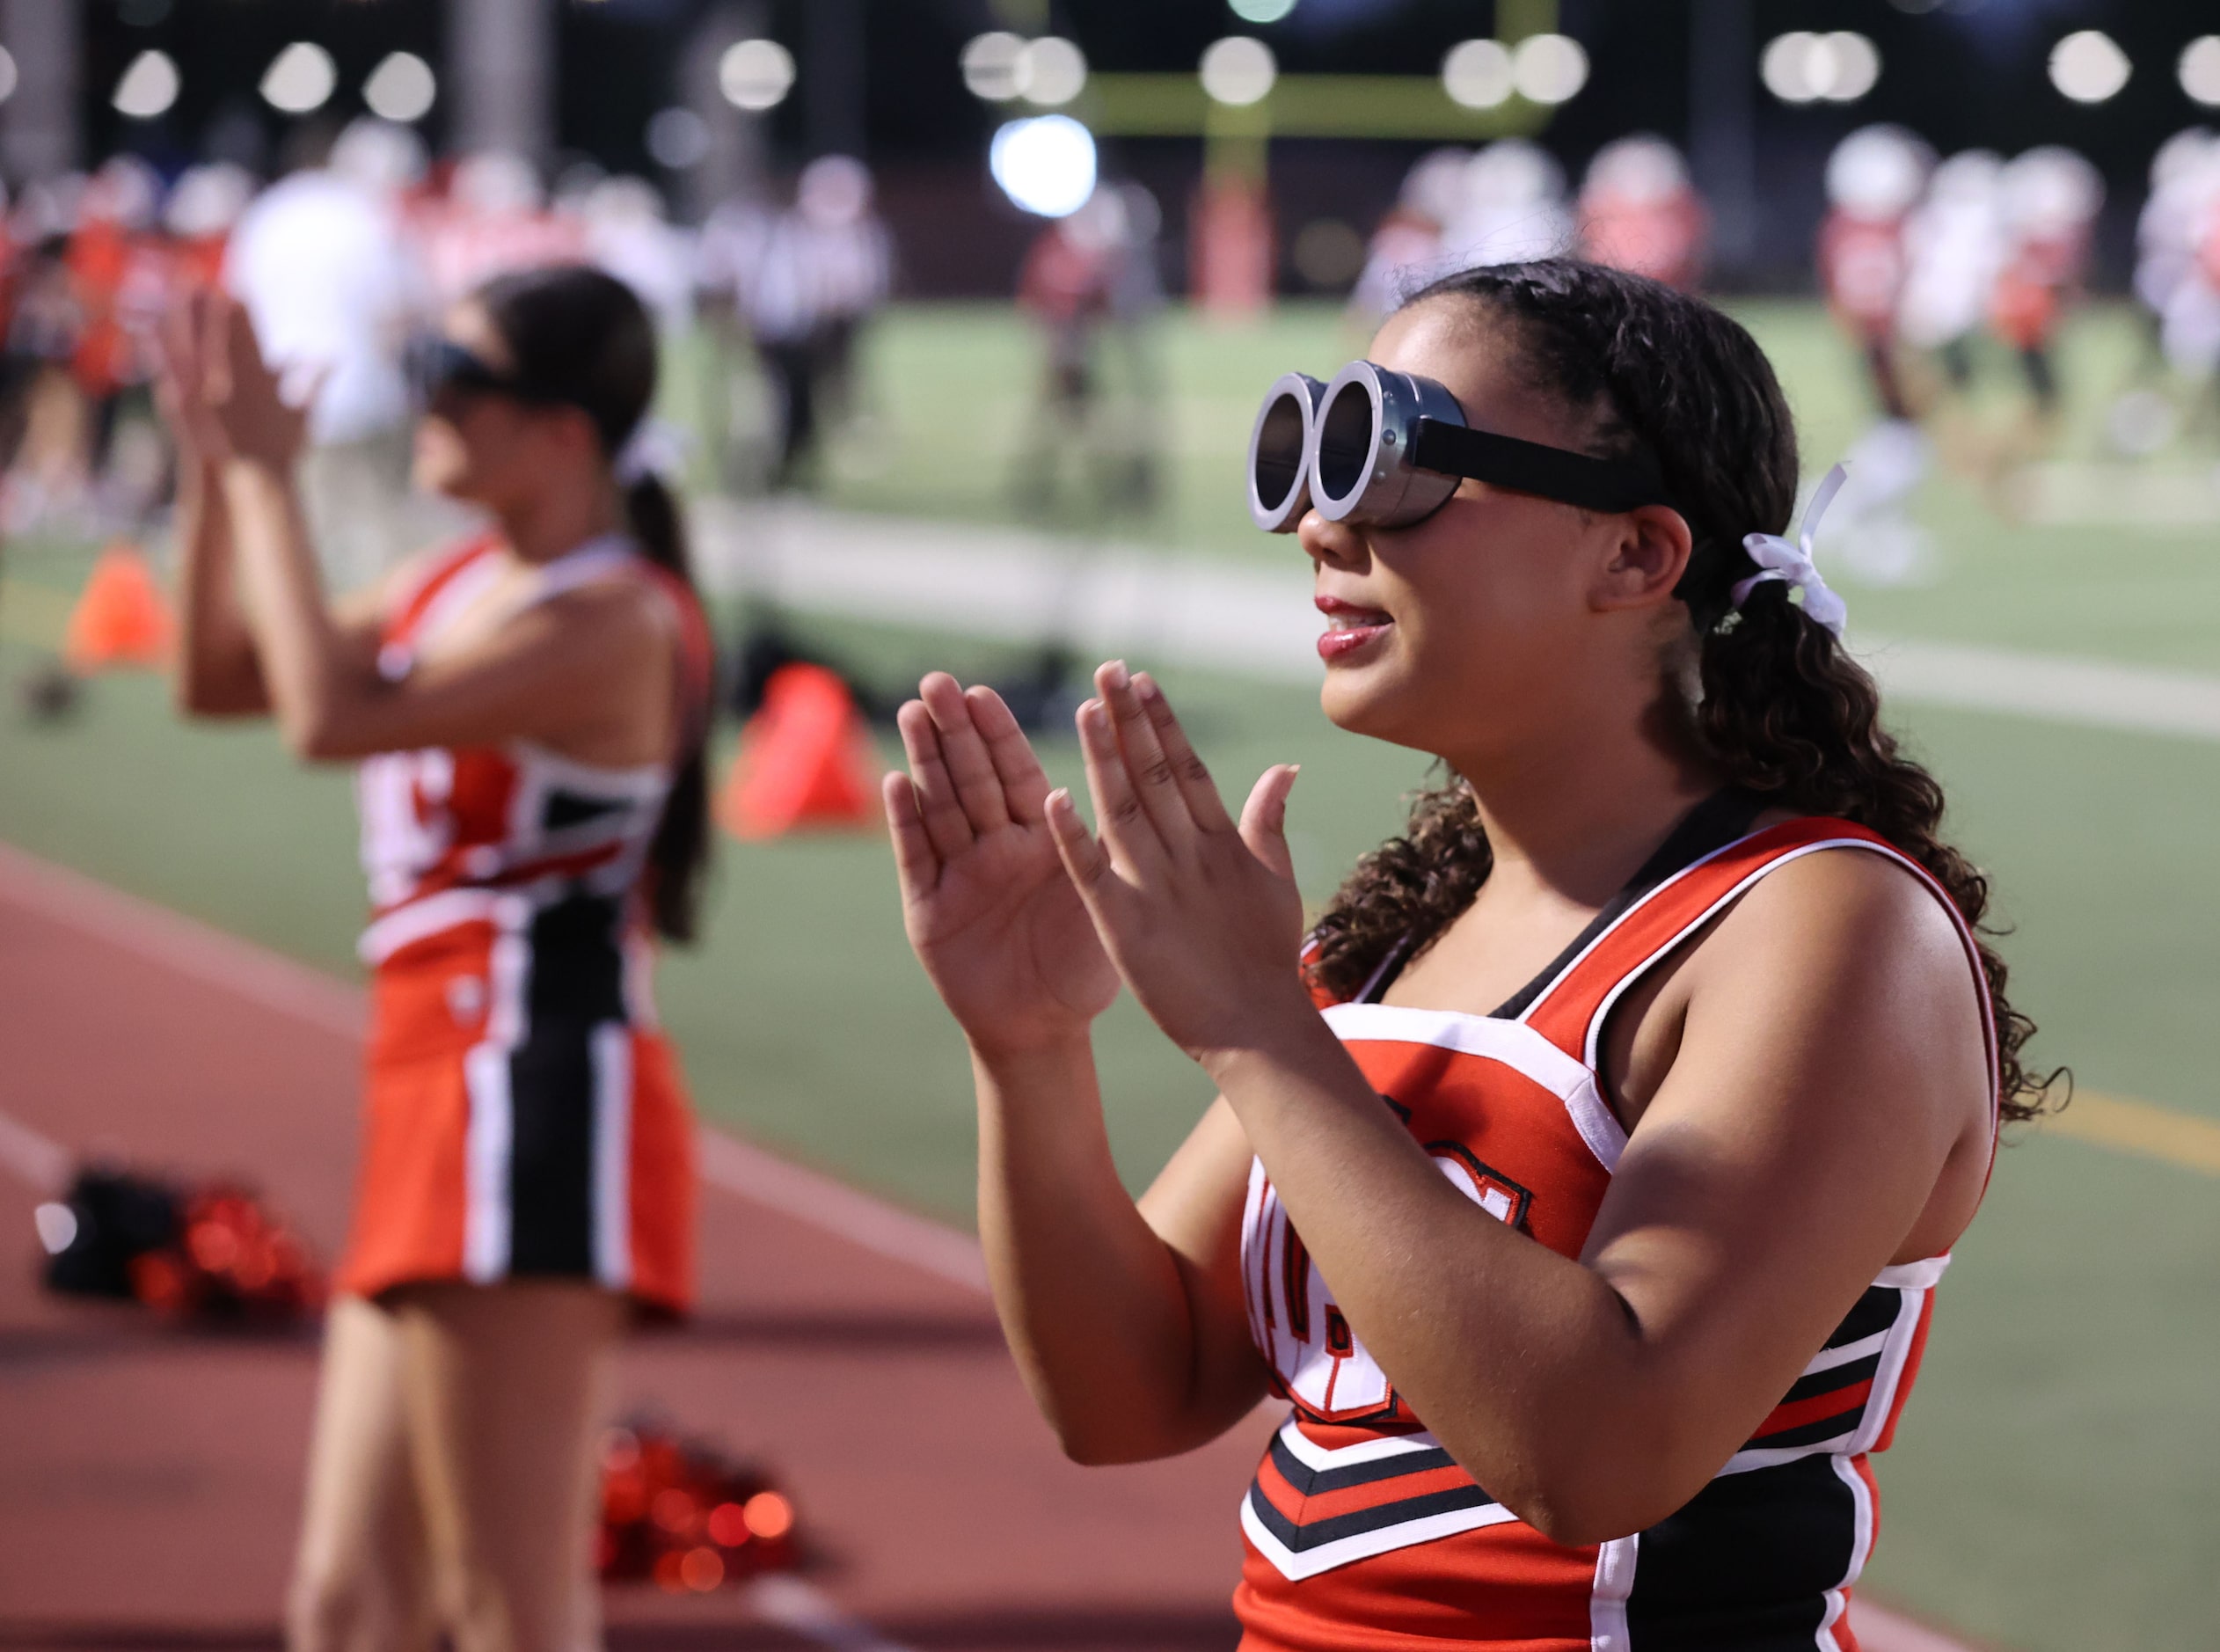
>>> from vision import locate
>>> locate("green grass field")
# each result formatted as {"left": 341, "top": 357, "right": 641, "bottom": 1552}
{"left": 4, "top": 299, "right": 2218, "bottom": 1649}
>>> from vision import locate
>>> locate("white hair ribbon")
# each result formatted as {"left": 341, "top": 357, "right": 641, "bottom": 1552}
{"left": 613, "top": 417, "right": 689, "bottom": 487}
{"left": 1729, "top": 461, "right": 1851, "bottom": 637}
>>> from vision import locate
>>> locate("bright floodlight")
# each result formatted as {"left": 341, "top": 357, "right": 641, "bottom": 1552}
{"left": 2182, "top": 37, "right": 2220, "bottom": 107}
{"left": 720, "top": 38, "right": 796, "bottom": 112}
{"left": 1763, "top": 33, "right": 1821, "bottom": 103}
{"left": 1201, "top": 37, "right": 1277, "bottom": 106}
{"left": 961, "top": 32, "right": 1026, "bottom": 101}
{"left": 1763, "top": 32, "right": 1879, "bottom": 103}
{"left": 2049, "top": 31, "right": 2130, "bottom": 104}
{"left": 1442, "top": 40, "right": 1515, "bottom": 110}
{"left": 0, "top": 47, "right": 17, "bottom": 107}
{"left": 1020, "top": 37, "right": 1088, "bottom": 106}
{"left": 990, "top": 114, "right": 1098, "bottom": 218}
{"left": 1818, "top": 33, "right": 1880, "bottom": 101}
{"left": 113, "top": 49, "right": 180, "bottom": 120}
{"left": 363, "top": 52, "right": 436, "bottom": 123}
{"left": 1230, "top": 0, "right": 1298, "bottom": 21}
{"left": 261, "top": 42, "right": 337, "bottom": 115}
{"left": 1512, "top": 33, "right": 1588, "bottom": 106}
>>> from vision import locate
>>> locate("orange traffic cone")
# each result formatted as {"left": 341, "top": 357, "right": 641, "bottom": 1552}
{"left": 63, "top": 544, "right": 175, "bottom": 671}
{"left": 716, "top": 662, "right": 881, "bottom": 840}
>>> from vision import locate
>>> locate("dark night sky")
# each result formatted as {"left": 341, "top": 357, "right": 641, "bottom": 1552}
{"left": 69, "top": 0, "right": 2218, "bottom": 289}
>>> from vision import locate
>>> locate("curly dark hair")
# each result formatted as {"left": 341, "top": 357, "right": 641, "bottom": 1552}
{"left": 1304, "top": 258, "right": 2057, "bottom": 1122}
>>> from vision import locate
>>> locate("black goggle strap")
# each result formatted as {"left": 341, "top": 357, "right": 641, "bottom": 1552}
{"left": 1409, "top": 419, "right": 1673, "bottom": 515}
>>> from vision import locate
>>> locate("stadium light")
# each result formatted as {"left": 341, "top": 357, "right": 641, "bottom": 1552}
{"left": 961, "top": 32, "right": 1026, "bottom": 101}
{"left": 363, "top": 52, "right": 436, "bottom": 124}
{"left": 1512, "top": 34, "right": 1588, "bottom": 105}
{"left": 2182, "top": 37, "right": 2220, "bottom": 107}
{"left": 1201, "top": 37, "right": 1277, "bottom": 106}
{"left": 1762, "top": 32, "right": 1880, "bottom": 105}
{"left": 1229, "top": 0, "right": 1297, "bottom": 21}
{"left": 990, "top": 114, "right": 1097, "bottom": 218}
{"left": 1442, "top": 40, "right": 1515, "bottom": 110}
{"left": 1019, "top": 37, "right": 1088, "bottom": 107}
{"left": 261, "top": 42, "right": 337, "bottom": 115}
{"left": 2049, "top": 31, "right": 2130, "bottom": 104}
{"left": 0, "top": 47, "right": 16, "bottom": 107}
{"left": 113, "top": 49, "right": 179, "bottom": 120}
{"left": 719, "top": 39, "right": 796, "bottom": 112}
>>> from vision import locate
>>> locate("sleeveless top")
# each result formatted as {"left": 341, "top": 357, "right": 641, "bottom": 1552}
{"left": 355, "top": 531, "right": 713, "bottom": 973}
{"left": 1235, "top": 802, "right": 1999, "bottom": 1652}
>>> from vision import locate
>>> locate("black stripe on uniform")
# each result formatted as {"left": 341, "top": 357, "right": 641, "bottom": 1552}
{"left": 504, "top": 892, "right": 628, "bottom": 1279}
{"left": 1822, "top": 1284, "right": 1903, "bottom": 1350}
{"left": 1245, "top": 1476, "right": 1501, "bottom": 1554}
{"left": 1267, "top": 1430, "right": 1459, "bottom": 1496}
{"left": 1625, "top": 1453, "right": 1859, "bottom": 1649}
{"left": 1777, "top": 1351, "right": 1882, "bottom": 1406}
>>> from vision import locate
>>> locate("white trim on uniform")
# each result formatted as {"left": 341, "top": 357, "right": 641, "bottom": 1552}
{"left": 1272, "top": 1416, "right": 1444, "bottom": 1473}
{"left": 590, "top": 1020, "right": 634, "bottom": 1291}
{"left": 1800, "top": 1328, "right": 1893, "bottom": 1378}
{"left": 357, "top": 886, "right": 506, "bottom": 965}
{"left": 1319, "top": 1003, "right": 1627, "bottom": 1172}
{"left": 1816, "top": 1455, "right": 1878, "bottom": 1650}
{"left": 1850, "top": 1282, "right": 1932, "bottom": 1457}
{"left": 462, "top": 1042, "right": 515, "bottom": 1282}
{"left": 1589, "top": 1533, "right": 1639, "bottom": 1652}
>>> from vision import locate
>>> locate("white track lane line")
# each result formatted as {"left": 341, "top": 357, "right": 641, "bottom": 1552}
{"left": 0, "top": 841, "right": 1977, "bottom": 1652}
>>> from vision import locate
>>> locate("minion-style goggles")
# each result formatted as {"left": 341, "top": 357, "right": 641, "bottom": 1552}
{"left": 1245, "top": 361, "right": 1675, "bottom": 533}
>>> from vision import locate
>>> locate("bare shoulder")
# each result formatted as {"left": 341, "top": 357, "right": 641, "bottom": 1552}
{"left": 1709, "top": 837, "right": 1972, "bottom": 982}
{"left": 533, "top": 574, "right": 674, "bottom": 660}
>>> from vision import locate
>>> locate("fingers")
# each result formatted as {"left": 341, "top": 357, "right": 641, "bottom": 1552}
{"left": 895, "top": 697, "right": 980, "bottom": 863}
{"left": 917, "top": 672, "right": 1011, "bottom": 836}
{"left": 1092, "top": 660, "right": 1194, "bottom": 852}
{"left": 1045, "top": 786, "right": 1113, "bottom": 893}
{"left": 1075, "top": 692, "right": 1161, "bottom": 874}
{"left": 965, "top": 683, "right": 1054, "bottom": 822}
{"left": 881, "top": 771, "right": 941, "bottom": 900}
{"left": 1239, "top": 765, "right": 1302, "bottom": 885}
{"left": 1133, "top": 671, "right": 1235, "bottom": 833}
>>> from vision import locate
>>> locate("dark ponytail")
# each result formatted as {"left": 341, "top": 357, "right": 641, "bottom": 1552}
{"left": 1306, "top": 258, "right": 2057, "bottom": 1122}
{"left": 478, "top": 265, "right": 712, "bottom": 945}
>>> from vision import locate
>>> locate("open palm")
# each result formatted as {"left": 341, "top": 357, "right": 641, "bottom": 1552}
{"left": 885, "top": 675, "right": 1118, "bottom": 1054}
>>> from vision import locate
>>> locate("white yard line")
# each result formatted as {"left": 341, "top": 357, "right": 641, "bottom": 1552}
{"left": 0, "top": 842, "right": 1975, "bottom": 1652}
{"left": 697, "top": 498, "right": 2220, "bottom": 747}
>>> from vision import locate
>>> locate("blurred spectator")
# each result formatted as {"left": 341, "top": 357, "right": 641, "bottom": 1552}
{"left": 580, "top": 177, "right": 697, "bottom": 340}
{"left": 1817, "top": 126, "right": 1936, "bottom": 584}
{"left": 1442, "top": 141, "right": 1572, "bottom": 271}
{"left": 1348, "top": 149, "right": 1463, "bottom": 328}
{"left": 1576, "top": 135, "right": 1706, "bottom": 291}
{"left": 418, "top": 151, "right": 585, "bottom": 309}
{"left": 1819, "top": 125, "right": 1932, "bottom": 425}
{"left": 1990, "top": 147, "right": 2103, "bottom": 419}
{"left": 1898, "top": 150, "right": 2006, "bottom": 392}
{"left": 719, "top": 155, "right": 893, "bottom": 491}
{"left": 1011, "top": 182, "right": 1165, "bottom": 521}
{"left": 67, "top": 157, "right": 168, "bottom": 516}
{"left": 225, "top": 120, "right": 433, "bottom": 591}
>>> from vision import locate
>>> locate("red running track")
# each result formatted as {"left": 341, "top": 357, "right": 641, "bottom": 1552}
{"left": 0, "top": 845, "right": 1982, "bottom": 1652}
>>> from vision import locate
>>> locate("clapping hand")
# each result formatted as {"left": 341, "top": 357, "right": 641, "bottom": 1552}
{"left": 886, "top": 675, "right": 1120, "bottom": 1056}
{"left": 1043, "top": 662, "right": 1311, "bottom": 1068}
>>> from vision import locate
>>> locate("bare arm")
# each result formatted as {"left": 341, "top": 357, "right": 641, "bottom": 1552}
{"left": 171, "top": 457, "right": 267, "bottom": 716}
{"left": 1045, "top": 663, "right": 1992, "bottom": 1543}
{"left": 888, "top": 676, "right": 1269, "bottom": 1464}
